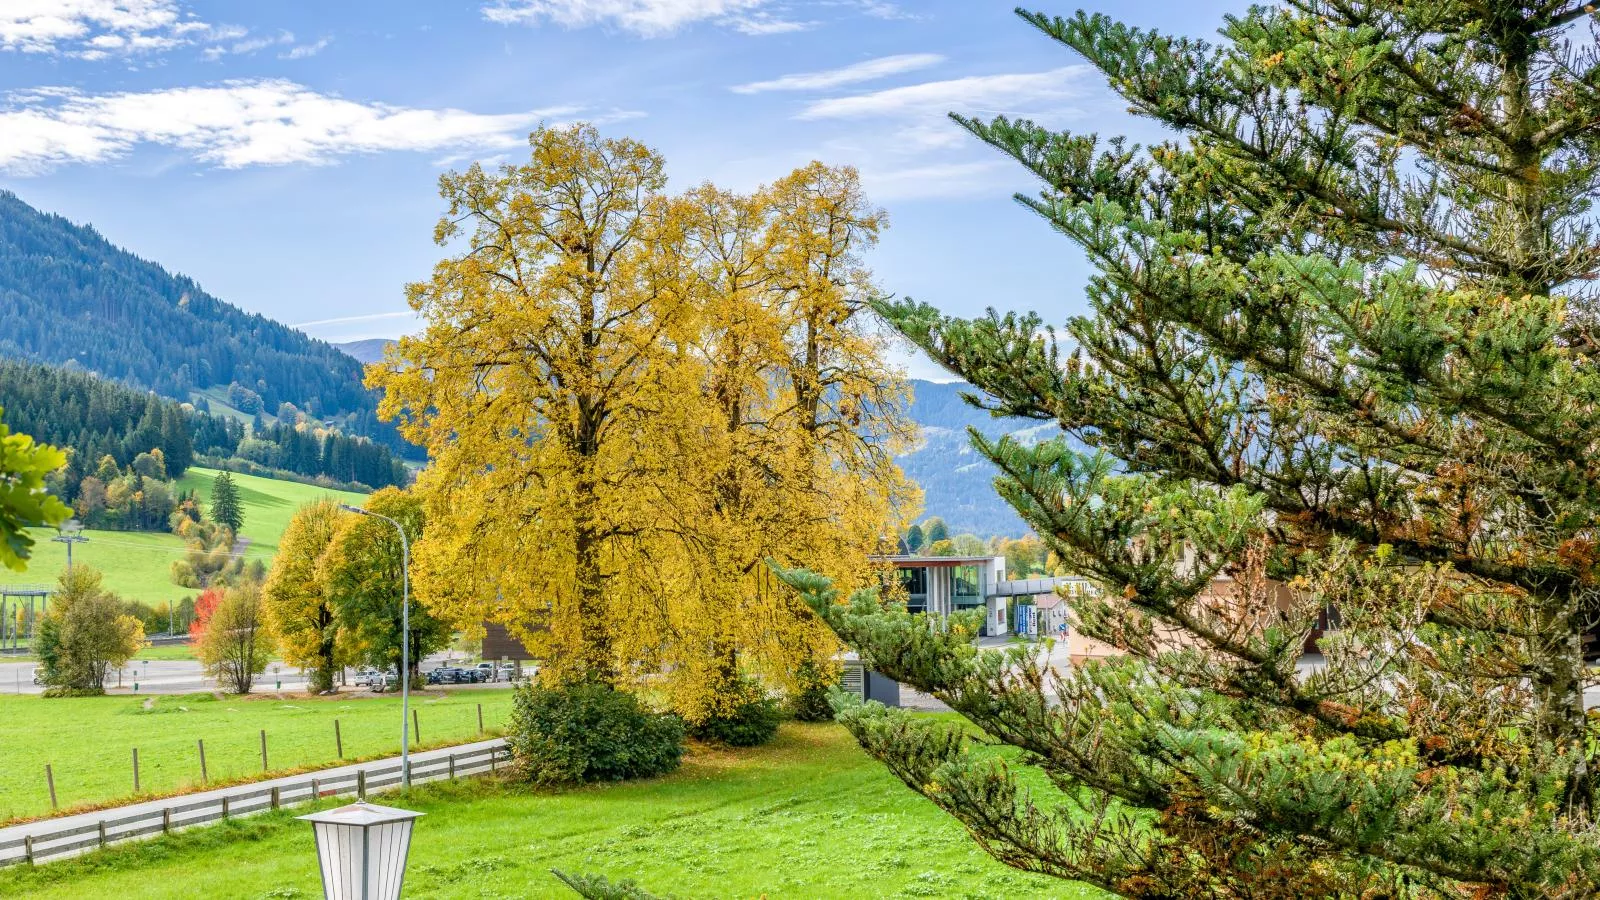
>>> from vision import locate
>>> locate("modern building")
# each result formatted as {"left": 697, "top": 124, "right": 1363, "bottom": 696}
{"left": 881, "top": 554, "right": 1011, "bottom": 635}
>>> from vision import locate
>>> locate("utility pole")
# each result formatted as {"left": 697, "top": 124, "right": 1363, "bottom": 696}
{"left": 339, "top": 504, "right": 412, "bottom": 788}
{"left": 51, "top": 520, "right": 88, "bottom": 573}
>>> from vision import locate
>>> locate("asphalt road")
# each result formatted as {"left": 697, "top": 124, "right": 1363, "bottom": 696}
{"left": 0, "top": 655, "right": 516, "bottom": 696}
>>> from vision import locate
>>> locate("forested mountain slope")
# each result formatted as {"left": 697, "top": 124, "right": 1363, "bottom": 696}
{"left": 0, "top": 191, "right": 412, "bottom": 455}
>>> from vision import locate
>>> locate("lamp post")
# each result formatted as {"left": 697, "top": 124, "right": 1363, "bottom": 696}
{"left": 298, "top": 801, "right": 422, "bottom": 900}
{"left": 339, "top": 504, "right": 411, "bottom": 788}
{"left": 51, "top": 519, "right": 88, "bottom": 573}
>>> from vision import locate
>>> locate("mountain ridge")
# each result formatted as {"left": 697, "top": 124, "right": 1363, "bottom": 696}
{"left": 0, "top": 190, "right": 415, "bottom": 457}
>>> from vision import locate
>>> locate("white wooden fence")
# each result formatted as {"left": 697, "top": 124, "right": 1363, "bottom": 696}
{"left": 0, "top": 740, "right": 510, "bottom": 868}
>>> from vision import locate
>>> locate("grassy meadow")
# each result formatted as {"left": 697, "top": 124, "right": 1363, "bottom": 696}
{"left": 0, "top": 467, "right": 366, "bottom": 606}
{"left": 0, "top": 689, "right": 513, "bottom": 822}
{"left": 0, "top": 723, "right": 1101, "bottom": 900}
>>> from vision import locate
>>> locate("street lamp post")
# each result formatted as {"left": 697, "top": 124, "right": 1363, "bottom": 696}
{"left": 339, "top": 504, "right": 411, "bottom": 788}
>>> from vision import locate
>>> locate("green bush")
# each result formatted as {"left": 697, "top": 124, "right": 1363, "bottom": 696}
{"left": 508, "top": 680, "right": 683, "bottom": 786}
{"left": 689, "top": 677, "right": 782, "bottom": 747}
{"left": 788, "top": 658, "right": 836, "bottom": 723}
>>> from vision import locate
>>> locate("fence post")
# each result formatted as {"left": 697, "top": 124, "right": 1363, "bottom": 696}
{"left": 132, "top": 747, "right": 140, "bottom": 793}
{"left": 44, "top": 764, "right": 57, "bottom": 810}
{"left": 477, "top": 703, "right": 484, "bottom": 735}
{"left": 448, "top": 753, "right": 455, "bottom": 780}
{"left": 23, "top": 835, "right": 33, "bottom": 865}
{"left": 312, "top": 777, "right": 320, "bottom": 800}
{"left": 162, "top": 808, "right": 171, "bottom": 834}
{"left": 221, "top": 795, "right": 230, "bottom": 820}
{"left": 271, "top": 786, "right": 280, "bottom": 810}
{"left": 198, "top": 739, "right": 208, "bottom": 784}
{"left": 357, "top": 769, "right": 366, "bottom": 800}
{"left": 412, "top": 708, "right": 420, "bottom": 745}
{"left": 260, "top": 729, "right": 268, "bottom": 772}
{"left": 334, "top": 718, "right": 343, "bottom": 759}
{"left": 98, "top": 820, "right": 107, "bottom": 848}
{"left": 490, "top": 745, "right": 497, "bottom": 773}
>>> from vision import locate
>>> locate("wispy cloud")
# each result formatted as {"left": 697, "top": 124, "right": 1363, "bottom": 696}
{"left": 294, "top": 310, "right": 416, "bottom": 329}
{"left": 482, "top": 0, "right": 770, "bottom": 36}
{"left": 732, "top": 53, "right": 943, "bottom": 94}
{"left": 201, "top": 28, "right": 293, "bottom": 60}
{"left": 282, "top": 36, "right": 331, "bottom": 60}
{"left": 799, "top": 67, "right": 1089, "bottom": 120}
{"left": 0, "top": 80, "right": 579, "bottom": 172}
{"left": 482, "top": 0, "right": 886, "bottom": 37}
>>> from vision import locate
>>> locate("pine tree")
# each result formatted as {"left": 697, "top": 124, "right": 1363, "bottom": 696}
{"left": 782, "top": 4, "right": 1600, "bottom": 896}
{"left": 209, "top": 471, "right": 243, "bottom": 534}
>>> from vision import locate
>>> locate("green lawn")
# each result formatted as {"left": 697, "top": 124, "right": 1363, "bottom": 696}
{"left": 0, "top": 467, "right": 367, "bottom": 607}
{"left": 0, "top": 530, "right": 213, "bottom": 607}
{"left": 0, "top": 723, "right": 1103, "bottom": 899}
{"left": 174, "top": 466, "right": 368, "bottom": 556}
{"left": 0, "top": 690, "right": 513, "bottom": 822}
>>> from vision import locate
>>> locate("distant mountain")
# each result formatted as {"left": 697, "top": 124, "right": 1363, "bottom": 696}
{"left": 336, "top": 338, "right": 1045, "bottom": 538}
{"left": 0, "top": 191, "right": 417, "bottom": 457}
{"left": 899, "top": 380, "right": 1065, "bottom": 538}
{"left": 337, "top": 339, "right": 391, "bottom": 365}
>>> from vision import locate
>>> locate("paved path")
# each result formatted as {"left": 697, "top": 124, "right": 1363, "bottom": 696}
{"left": 0, "top": 737, "right": 508, "bottom": 864}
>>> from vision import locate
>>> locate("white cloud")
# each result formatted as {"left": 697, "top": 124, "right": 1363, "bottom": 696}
{"left": 482, "top": 0, "right": 888, "bottom": 36}
{"left": 799, "top": 67, "right": 1089, "bottom": 120}
{"left": 201, "top": 28, "right": 293, "bottom": 60}
{"left": 283, "top": 36, "right": 332, "bottom": 60}
{"left": 0, "top": 0, "right": 204, "bottom": 57}
{"left": 482, "top": 0, "right": 770, "bottom": 36}
{"left": 0, "top": 80, "right": 580, "bottom": 172}
{"left": 732, "top": 53, "right": 943, "bottom": 94}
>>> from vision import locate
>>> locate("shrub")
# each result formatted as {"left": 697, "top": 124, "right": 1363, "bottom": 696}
{"left": 552, "top": 870, "right": 672, "bottom": 900}
{"left": 688, "top": 676, "right": 782, "bottom": 747}
{"left": 508, "top": 680, "right": 683, "bottom": 786}
{"left": 788, "top": 658, "right": 836, "bottom": 723}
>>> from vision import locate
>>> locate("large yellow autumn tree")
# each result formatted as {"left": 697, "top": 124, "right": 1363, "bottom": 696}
{"left": 371, "top": 124, "right": 917, "bottom": 715}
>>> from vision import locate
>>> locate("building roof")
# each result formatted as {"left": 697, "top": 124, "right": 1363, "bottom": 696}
{"left": 876, "top": 554, "right": 1001, "bottom": 567}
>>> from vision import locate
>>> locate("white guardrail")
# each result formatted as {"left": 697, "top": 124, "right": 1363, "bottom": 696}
{"left": 0, "top": 739, "right": 510, "bottom": 868}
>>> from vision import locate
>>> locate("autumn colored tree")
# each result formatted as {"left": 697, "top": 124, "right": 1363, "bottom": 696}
{"left": 319, "top": 488, "right": 448, "bottom": 686}
{"left": 35, "top": 566, "right": 144, "bottom": 694}
{"left": 0, "top": 404, "right": 69, "bottom": 571}
{"left": 197, "top": 582, "right": 269, "bottom": 694}
{"left": 373, "top": 125, "right": 917, "bottom": 719}
{"left": 187, "top": 586, "right": 222, "bottom": 642}
{"left": 783, "top": 3, "right": 1600, "bottom": 896}
{"left": 262, "top": 498, "right": 348, "bottom": 693}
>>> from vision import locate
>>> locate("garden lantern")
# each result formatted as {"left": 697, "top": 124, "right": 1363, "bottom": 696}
{"left": 298, "top": 801, "right": 423, "bottom": 900}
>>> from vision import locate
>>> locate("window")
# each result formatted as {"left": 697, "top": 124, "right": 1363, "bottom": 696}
{"left": 953, "top": 565, "right": 981, "bottom": 609}
{"left": 900, "top": 567, "right": 928, "bottom": 614}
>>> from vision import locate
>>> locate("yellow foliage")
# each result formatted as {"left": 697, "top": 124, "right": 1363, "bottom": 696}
{"left": 371, "top": 125, "right": 919, "bottom": 714}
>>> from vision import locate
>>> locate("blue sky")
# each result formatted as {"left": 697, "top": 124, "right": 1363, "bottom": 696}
{"left": 0, "top": 0, "right": 1242, "bottom": 380}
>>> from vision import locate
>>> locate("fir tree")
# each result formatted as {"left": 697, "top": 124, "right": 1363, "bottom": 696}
{"left": 209, "top": 471, "right": 243, "bottom": 535}
{"left": 782, "top": 3, "right": 1600, "bottom": 896}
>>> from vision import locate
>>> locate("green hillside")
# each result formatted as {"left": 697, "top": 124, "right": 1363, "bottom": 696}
{"left": 173, "top": 467, "right": 369, "bottom": 556}
{"left": 1, "top": 468, "right": 366, "bottom": 605}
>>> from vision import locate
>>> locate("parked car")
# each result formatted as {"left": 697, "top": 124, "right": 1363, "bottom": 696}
{"left": 496, "top": 663, "right": 518, "bottom": 682}
{"left": 355, "top": 668, "right": 397, "bottom": 690}
{"left": 474, "top": 662, "right": 496, "bottom": 681}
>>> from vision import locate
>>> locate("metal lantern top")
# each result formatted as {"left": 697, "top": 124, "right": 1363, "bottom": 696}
{"left": 299, "top": 802, "right": 422, "bottom": 828}
{"left": 298, "top": 802, "right": 424, "bottom": 900}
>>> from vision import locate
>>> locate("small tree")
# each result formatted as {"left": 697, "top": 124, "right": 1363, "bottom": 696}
{"left": 208, "top": 471, "right": 243, "bottom": 534}
{"left": 36, "top": 566, "right": 144, "bottom": 694}
{"left": 320, "top": 488, "right": 447, "bottom": 686}
{"left": 263, "top": 499, "right": 348, "bottom": 693}
{"left": 197, "top": 582, "right": 269, "bottom": 694}
{"left": 904, "top": 523, "right": 925, "bottom": 554}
